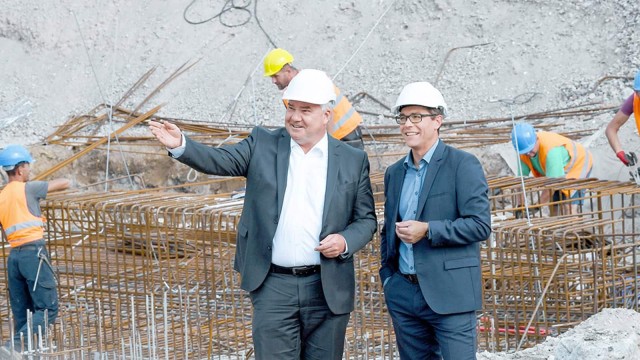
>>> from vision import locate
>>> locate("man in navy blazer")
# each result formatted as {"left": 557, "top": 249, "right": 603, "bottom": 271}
{"left": 380, "top": 82, "right": 491, "bottom": 360}
{"left": 149, "top": 69, "right": 377, "bottom": 360}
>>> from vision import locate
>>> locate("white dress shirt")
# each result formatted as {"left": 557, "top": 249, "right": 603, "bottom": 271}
{"left": 271, "top": 135, "right": 328, "bottom": 267}
{"left": 169, "top": 132, "right": 330, "bottom": 266}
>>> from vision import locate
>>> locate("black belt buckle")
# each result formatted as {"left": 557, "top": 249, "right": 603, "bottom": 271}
{"left": 401, "top": 273, "right": 419, "bottom": 284}
{"left": 291, "top": 265, "right": 319, "bottom": 276}
{"left": 271, "top": 264, "right": 320, "bottom": 276}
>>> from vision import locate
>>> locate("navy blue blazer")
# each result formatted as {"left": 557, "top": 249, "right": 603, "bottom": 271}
{"left": 380, "top": 140, "right": 491, "bottom": 314}
{"left": 177, "top": 126, "right": 377, "bottom": 315}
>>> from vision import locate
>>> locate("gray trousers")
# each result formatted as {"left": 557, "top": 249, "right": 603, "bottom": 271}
{"left": 249, "top": 272, "right": 350, "bottom": 360}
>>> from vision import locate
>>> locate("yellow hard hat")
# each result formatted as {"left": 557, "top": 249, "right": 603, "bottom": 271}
{"left": 263, "top": 48, "right": 294, "bottom": 76}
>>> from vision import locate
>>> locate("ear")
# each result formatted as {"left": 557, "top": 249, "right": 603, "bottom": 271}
{"left": 434, "top": 114, "right": 443, "bottom": 130}
{"left": 322, "top": 107, "right": 332, "bottom": 126}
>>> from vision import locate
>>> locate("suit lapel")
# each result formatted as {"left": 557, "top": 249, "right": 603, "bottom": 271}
{"left": 390, "top": 161, "right": 405, "bottom": 222}
{"left": 276, "top": 131, "right": 291, "bottom": 214}
{"left": 322, "top": 137, "right": 340, "bottom": 227}
{"left": 416, "top": 141, "right": 445, "bottom": 217}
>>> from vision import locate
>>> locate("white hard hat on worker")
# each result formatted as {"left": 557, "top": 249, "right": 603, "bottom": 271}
{"left": 282, "top": 69, "right": 336, "bottom": 152}
{"left": 393, "top": 82, "right": 447, "bottom": 158}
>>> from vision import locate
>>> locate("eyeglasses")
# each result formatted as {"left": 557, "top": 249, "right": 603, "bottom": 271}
{"left": 394, "top": 113, "right": 439, "bottom": 125}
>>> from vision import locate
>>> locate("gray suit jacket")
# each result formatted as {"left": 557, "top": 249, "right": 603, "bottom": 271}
{"left": 379, "top": 140, "right": 491, "bottom": 314}
{"left": 177, "top": 127, "right": 377, "bottom": 314}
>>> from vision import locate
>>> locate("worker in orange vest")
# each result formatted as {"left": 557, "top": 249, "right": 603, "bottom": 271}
{"left": 0, "top": 145, "right": 70, "bottom": 351}
{"left": 511, "top": 123, "right": 593, "bottom": 216}
{"left": 264, "top": 48, "right": 365, "bottom": 149}
{"left": 605, "top": 70, "right": 640, "bottom": 166}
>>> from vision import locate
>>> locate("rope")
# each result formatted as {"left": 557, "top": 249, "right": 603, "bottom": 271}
{"left": 73, "top": 12, "right": 137, "bottom": 191}
{"left": 332, "top": 0, "right": 398, "bottom": 80}
{"left": 490, "top": 93, "right": 540, "bottom": 226}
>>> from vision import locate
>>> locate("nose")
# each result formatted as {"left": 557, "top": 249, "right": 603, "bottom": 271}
{"left": 271, "top": 76, "right": 277, "bottom": 85}
{"left": 287, "top": 109, "right": 302, "bottom": 122}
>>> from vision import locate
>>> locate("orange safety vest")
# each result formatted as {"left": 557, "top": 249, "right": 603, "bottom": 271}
{"left": 520, "top": 131, "right": 593, "bottom": 180}
{"left": 0, "top": 181, "right": 45, "bottom": 247}
{"left": 633, "top": 93, "right": 640, "bottom": 133}
{"left": 283, "top": 86, "right": 363, "bottom": 140}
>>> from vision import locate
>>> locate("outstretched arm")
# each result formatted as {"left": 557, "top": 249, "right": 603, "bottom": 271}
{"left": 48, "top": 178, "right": 71, "bottom": 192}
{"left": 149, "top": 120, "right": 183, "bottom": 149}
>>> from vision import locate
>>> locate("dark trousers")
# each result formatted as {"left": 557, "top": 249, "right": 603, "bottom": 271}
{"left": 384, "top": 272, "right": 477, "bottom": 360}
{"left": 340, "top": 126, "right": 364, "bottom": 150}
{"left": 7, "top": 241, "right": 58, "bottom": 347}
{"left": 249, "top": 272, "right": 350, "bottom": 360}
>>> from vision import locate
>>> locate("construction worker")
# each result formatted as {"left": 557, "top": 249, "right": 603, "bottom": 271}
{"left": 511, "top": 123, "right": 593, "bottom": 216}
{"left": 263, "top": 48, "right": 365, "bottom": 149}
{"left": 0, "top": 145, "right": 70, "bottom": 351}
{"left": 605, "top": 70, "right": 640, "bottom": 166}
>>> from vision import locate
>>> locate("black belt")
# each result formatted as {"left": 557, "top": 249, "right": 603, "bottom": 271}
{"left": 270, "top": 264, "right": 321, "bottom": 276}
{"left": 400, "top": 273, "right": 419, "bottom": 284}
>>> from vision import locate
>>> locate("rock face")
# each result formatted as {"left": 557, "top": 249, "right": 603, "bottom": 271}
{"left": 478, "top": 308, "right": 640, "bottom": 360}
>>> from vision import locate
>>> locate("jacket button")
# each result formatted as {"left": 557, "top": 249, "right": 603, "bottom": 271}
{"left": 273, "top": 217, "right": 279, "bottom": 224}
{"left": 267, "top": 246, "right": 272, "bottom": 251}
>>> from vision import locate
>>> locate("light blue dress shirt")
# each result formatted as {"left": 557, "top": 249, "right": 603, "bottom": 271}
{"left": 398, "top": 139, "right": 439, "bottom": 275}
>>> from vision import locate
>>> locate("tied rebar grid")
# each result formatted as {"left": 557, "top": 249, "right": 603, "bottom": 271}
{"left": 0, "top": 175, "right": 639, "bottom": 358}
{"left": 480, "top": 176, "right": 640, "bottom": 352}
{"left": 0, "top": 178, "right": 396, "bottom": 359}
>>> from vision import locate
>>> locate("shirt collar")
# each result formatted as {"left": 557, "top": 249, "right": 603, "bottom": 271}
{"left": 403, "top": 138, "right": 439, "bottom": 170}
{"left": 290, "top": 133, "right": 329, "bottom": 157}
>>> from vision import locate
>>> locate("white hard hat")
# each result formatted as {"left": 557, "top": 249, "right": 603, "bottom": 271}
{"left": 282, "top": 69, "right": 336, "bottom": 105}
{"left": 393, "top": 82, "right": 448, "bottom": 116}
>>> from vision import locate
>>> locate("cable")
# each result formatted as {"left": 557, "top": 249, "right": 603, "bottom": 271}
{"left": 183, "top": 0, "right": 277, "bottom": 47}
{"left": 253, "top": 0, "right": 277, "bottom": 48}
{"left": 183, "top": 0, "right": 251, "bottom": 27}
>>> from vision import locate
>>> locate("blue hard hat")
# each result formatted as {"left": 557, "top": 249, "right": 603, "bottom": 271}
{"left": 0, "top": 144, "right": 33, "bottom": 170}
{"left": 511, "top": 123, "right": 537, "bottom": 154}
{"left": 634, "top": 70, "right": 640, "bottom": 91}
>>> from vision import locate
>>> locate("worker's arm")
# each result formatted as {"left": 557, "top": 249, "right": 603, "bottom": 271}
{"left": 149, "top": 120, "right": 183, "bottom": 149}
{"left": 47, "top": 178, "right": 71, "bottom": 192}
{"left": 605, "top": 110, "right": 631, "bottom": 154}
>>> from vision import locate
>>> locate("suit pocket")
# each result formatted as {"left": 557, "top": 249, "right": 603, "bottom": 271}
{"left": 444, "top": 257, "right": 480, "bottom": 270}
{"left": 235, "top": 223, "right": 249, "bottom": 271}
{"left": 428, "top": 191, "right": 450, "bottom": 199}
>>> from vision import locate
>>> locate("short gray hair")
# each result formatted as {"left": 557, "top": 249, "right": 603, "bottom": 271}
{"left": 321, "top": 100, "right": 335, "bottom": 112}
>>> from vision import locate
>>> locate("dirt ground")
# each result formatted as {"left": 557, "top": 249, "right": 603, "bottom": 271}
{"left": 2, "top": 1, "right": 640, "bottom": 358}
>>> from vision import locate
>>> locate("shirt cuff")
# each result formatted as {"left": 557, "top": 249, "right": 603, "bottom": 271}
{"left": 168, "top": 134, "right": 186, "bottom": 158}
{"left": 339, "top": 238, "right": 349, "bottom": 259}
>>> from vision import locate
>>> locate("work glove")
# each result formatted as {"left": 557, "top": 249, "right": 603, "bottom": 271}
{"left": 616, "top": 151, "right": 637, "bottom": 166}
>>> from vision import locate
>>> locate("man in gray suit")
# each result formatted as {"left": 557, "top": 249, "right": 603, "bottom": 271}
{"left": 379, "top": 82, "right": 491, "bottom": 360}
{"left": 149, "top": 69, "right": 377, "bottom": 360}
